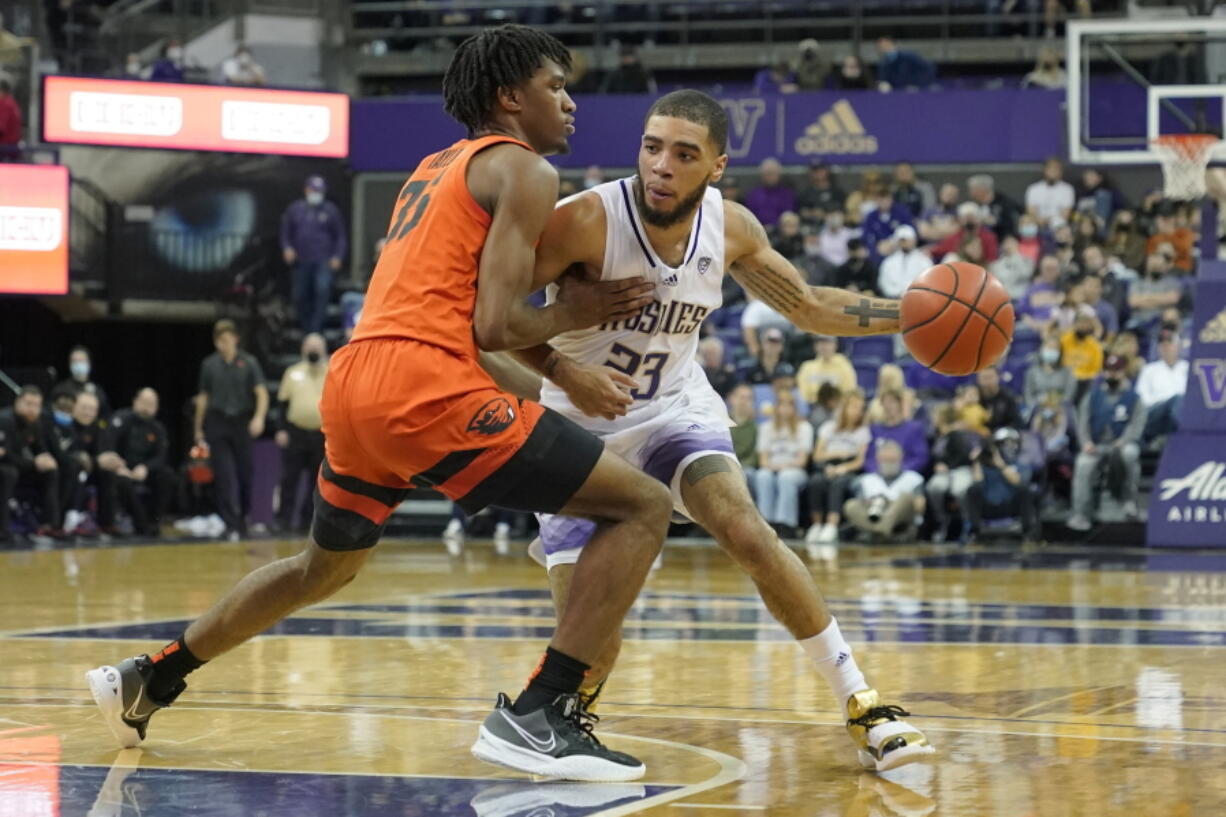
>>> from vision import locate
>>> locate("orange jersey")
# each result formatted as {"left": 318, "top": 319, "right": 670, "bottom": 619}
{"left": 352, "top": 134, "right": 533, "bottom": 357}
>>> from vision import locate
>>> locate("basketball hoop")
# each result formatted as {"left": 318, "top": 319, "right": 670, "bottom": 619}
{"left": 1152, "top": 133, "right": 1222, "bottom": 201}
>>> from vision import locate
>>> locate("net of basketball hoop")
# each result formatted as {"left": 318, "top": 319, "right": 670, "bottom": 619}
{"left": 1152, "top": 133, "right": 1222, "bottom": 201}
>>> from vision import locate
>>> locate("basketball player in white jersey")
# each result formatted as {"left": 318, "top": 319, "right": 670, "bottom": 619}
{"left": 497, "top": 90, "right": 933, "bottom": 773}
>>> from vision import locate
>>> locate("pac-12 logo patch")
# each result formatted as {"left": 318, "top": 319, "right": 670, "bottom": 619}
{"left": 697, "top": 257, "right": 712, "bottom": 275}
{"left": 467, "top": 398, "right": 517, "bottom": 435}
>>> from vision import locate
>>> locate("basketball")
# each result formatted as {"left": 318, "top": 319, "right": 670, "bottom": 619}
{"left": 900, "top": 261, "right": 1015, "bottom": 376}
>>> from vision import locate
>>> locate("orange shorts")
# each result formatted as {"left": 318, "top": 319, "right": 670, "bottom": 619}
{"left": 312, "top": 337, "right": 603, "bottom": 550}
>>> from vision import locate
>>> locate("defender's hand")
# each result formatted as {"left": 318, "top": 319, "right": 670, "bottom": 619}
{"left": 555, "top": 272, "right": 655, "bottom": 331}
{"left": 553, "top": 359, "right": 635, "bottom": 421}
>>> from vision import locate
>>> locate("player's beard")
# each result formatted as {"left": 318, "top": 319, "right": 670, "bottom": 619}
{"left": 634, "top": 175, "right": 708, "bottom": 229}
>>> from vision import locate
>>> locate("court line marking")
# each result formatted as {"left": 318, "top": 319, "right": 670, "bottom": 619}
{"left": 672, "top": 805, "right": 767, "bottom": 811}
{"left": 0, "top": 702, "right": 746, "bottom": 811}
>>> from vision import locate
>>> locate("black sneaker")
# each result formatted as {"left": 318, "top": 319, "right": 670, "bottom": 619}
{"left": 471, "top": 692, "right": 645, "bottom": 782}
{"left": 85, "top": 656, "right": 186, "bottom": 749}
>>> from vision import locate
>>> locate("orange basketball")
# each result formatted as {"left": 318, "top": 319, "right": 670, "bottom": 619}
{"left": 900, "top": 262, "right": 1015, "bottom": 376}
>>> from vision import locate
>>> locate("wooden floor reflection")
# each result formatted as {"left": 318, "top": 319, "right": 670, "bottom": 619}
{"left": 2, "top": 538, "right": 1225, "bottom": 816}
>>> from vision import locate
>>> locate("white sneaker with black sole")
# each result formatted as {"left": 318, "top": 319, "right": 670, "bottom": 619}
{"left": 85, "top": 656, "right": 185, "bottom": 749}
{"left": 472, "top": 692, "right": 645, "bottom": 782}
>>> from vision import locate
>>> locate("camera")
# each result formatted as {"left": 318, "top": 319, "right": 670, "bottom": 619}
{"left": 866, "top": 496, "right": 889, "bottom": 524}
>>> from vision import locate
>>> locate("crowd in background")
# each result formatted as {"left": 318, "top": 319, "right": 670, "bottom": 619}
{"left": 701, "top": 157, "right": 1193, "bottom": 544}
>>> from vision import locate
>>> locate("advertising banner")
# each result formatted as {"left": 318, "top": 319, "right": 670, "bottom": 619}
{"left": 0, "top": 164, "right": 70, "bottom": 295}
{"left": 43, "top": 76, "right": 349, "bottom": 158}
{"left": 1148, "top": 259, "right": 1226, "bottom": 546}
{"left": 350, "top": 89, "right": 1064, "bottom": 171}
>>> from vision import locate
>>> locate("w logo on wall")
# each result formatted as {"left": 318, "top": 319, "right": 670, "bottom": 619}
{"left": 1194, "top": 359, "right": 1226, "bottom": 409}
{"left": 719, "top": 99, "right": 767, "bottom": 159}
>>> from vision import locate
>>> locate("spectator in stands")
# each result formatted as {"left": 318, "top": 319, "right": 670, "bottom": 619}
{"left": 1024, "top": 335, "right": 1077, "bottom": 408}
{"left": 122, "top": 53, "right": 145, "bottom": 79}
{"left": 954, "top": 232, "right": 987, "bottom": 266}
{"left": 1127, "top": 252, "right": 1182, "bottom": 331}
{"left": 1072, "top": 212, "right": 1105, "bottom": 257}
{"left": 583, "top": 165, "right": 605, "bottom": 190}
{"left": 54, "top": 345, "right": 111, "bottom": 418}
{"left": 874, "top": 36, "right": 935, "bottom": 91}
{"left": 964, "top": 427, "right": 1040, "bottom": 542}
{"left": 797, "top": 335, "right": 856, "bottom": 403}
{"left": 954, "top": 384, "right": 990, "bottom": 436}
{"left": 1051, "top": 222, "right": 1079, "bottom": 276}
{"left": 1016, "top": 214, "right": 1042, "bottom": 263}
{"left": 862, "top": 188, "right": 913, "bottom": 260}
{"left": 877, "top": 225, "right": 930, "bottom": 299}
{"left": 814, "top": 209, "right": 855, "bottom": 267}
{"left": 1022, "top": 47, "right": 1066, "bottom": 89}
{"left": 867, "top": 365, "right": 917, "bottom": 424}
{"left": 0, "top": 386, "right": 60, "bottom": 539}
{"left": 927, "top": 404, "right": 983, "bottom": 543}
{"left": 968, "top": 174, "right": 1021, "bottom": 241}
{"left": 150, "top": 39, "right": 186, "bottom": 82}
{"left": 746, "top": 328, "right": 792, "bottom": 384}
{"left": 1032, "top": 391, "right": 1073, "bottom": 494}
{"left": 1068, "top": 355, "right": 1146, "bottom": 530}
{"left": 991, "top": 236, "right": 1035, "bottom": 300}
{"left": 275, "top": 334, "right": 328, "bottom": 534}
{"left": 1147, "top": 206, "right": 1196, "bottom": 273}
{"left": 700, "top": 336, "right": 738, "bottom": 397}
{"left": 1078, "top": 169, "right": 1124, "bottom": 227}
{"left": 1018, "top": 255, "right": 1064, "bottom": 334}
{"left": 281, "top": 175, "right": 347, "bottom": 334}
{"left": 795, "top": 39, "right": 829, "bottom": 90}
{"left": 1109, "top": 331, "right": 1144, "bottom": 380}
{"left": 741, "top": 296, "right": 792, "bottom": 359}
{"left": 1026, "top": 157, "right": 1076, "bottom": 228}
{"left": 833, "top": 54, "right": 873, "bottom": 91}
{"left": 1081, "top": 244, "right": 1129, "bottom": 321}
{"left": 805, "top": 389, "right": 870, "bottom": 544}
{"left": 194, "top": 319, "right": 269, "bottom": 540}
{"left": 1105, "top": 209, "right": 1148, "bottom": 274}
{"left": 222, "top": 43, "right": 266, "bottom": 86}
{"left": 753, "top": 390, "right": 813, "bottom": 537}
{"left": 977, "top": 365, "right": 1024, "bottom": 430}
{"left": 719, "top": 176, "right": 742, "bottom": 203}
{"left": 844, "top": 439, "right": 925, "bottom": 541}
{"left": 892, "top": 162, "right": 934, "bottom": 219}
{"left": 753, "top": 60, "right": 798, "bottom": 95}
{"left": 865, "top": 390, "right": 929, "bottom": 474}
{"left": 745, "top": 158, "right": 795, "bottom": 228}
{"left": 1061, "top": 309, "right": 1105, "bottom": 400}
{"left": 601, "top": 44, "right": 657, "bottom": 94}
{"left": 931, "top": 202, "right": 1000, "bottom": 263}
{"left": 796, "top": 162, "right": 846, "bottom": 226}
{"left": 919, "top": 182, "right": 961, "bottom": 243}
{"left": 728, "top": 384, "right": 759, "bottom": 484}
{"left": 1079, "top": 274, "right": 1119, "bottom": 339}
{"left": 111, "top": 388, "right": 173, "bottom": 537}
{"left": 1136, "top": 328, "right": 1187, "bottom": 444}
{"left": 833, "top": 237, "right": 878, "bottom": 294}
{"left": 0, "top": 76, "right": 20, "bottom": 154}
{"left": 845, "top": 170, "right": 885, "bottom": 225}
{"left": 808, "top": 382, "right": 843, "bottom": 429}
{"left": 772, "top": 211, "right": 805, "bottom": 262}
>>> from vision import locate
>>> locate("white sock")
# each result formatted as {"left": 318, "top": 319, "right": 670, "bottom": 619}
{"left": 799, "top": 617, "right": 867, "bottom": 718}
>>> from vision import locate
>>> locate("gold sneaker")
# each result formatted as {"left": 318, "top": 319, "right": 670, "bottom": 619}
{"left": 845, "top": 689, "right": 935, "bottom": 772}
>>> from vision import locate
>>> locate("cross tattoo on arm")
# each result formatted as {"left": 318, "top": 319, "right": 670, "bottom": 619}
{"left": 843, "top": 298, "right": 899, "bottom": 327}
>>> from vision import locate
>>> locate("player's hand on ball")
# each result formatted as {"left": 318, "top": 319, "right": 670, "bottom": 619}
{"left": 556, "top": 272, "right": 656, "bottom": 331}
{"left": 554, "top": 361, "right": 635, "bottom": 421}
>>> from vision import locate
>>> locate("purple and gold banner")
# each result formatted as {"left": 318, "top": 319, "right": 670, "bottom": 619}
{"left": 350, "top": 89, "right": 1064, "bottom": 171}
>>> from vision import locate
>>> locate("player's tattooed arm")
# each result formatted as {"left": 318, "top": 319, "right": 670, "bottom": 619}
{"left": 724, "top": 200, "right": 900, "bottom": 337}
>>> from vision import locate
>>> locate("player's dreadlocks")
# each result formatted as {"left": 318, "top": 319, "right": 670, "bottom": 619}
{"left": 442, "top": 25, "right": 572, "bottom": 136}
{"left": 645, "top": 90, "right": 729, "bottom": 154}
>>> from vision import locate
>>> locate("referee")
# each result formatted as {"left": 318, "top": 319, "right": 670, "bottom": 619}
{"left": 194, "top": 320, "right": 268, "bottom": 540}
{"left": 274, "top": 333, "right": 327, "bottom": 533}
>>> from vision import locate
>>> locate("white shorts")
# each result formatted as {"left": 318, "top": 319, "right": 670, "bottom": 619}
{"left": 536, "top": 387, "right": 736, "bottom": 569}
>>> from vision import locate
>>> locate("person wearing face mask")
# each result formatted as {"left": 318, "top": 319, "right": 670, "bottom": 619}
{"left": 55, "top": 346, "right": 112, "bottom": 419}
{"left": 1060, "top": 308, "right": 1105, "bottom": 403}
{"left": 930, "top": 202, "right": 999, "bottom": 262}
{"left": 46, "top": 386, "right": 86, "bottom": 532}
{"left": 121, "top": 53, "right": 146, "bottom": 80}
{"left": 281, "top": 175, "right": 348, "bottom": 334}
{"left": 990, "top": 236, "right": 1035, "bottom": 300}
{"left": 963, "top": 427, "right": 1040, "bottom": 544}
{"left": 150, "top": 39, "right": 186, "bottom": 82}
{"left": 843, "top": 439, "right": 925, "bottom": 542}
{"left": 110, "top": 389, "right": 174, "bottom": 537}
{"left": 582, "top": 165, "right": 605, "bottom": 190}
{"left": 1068, "top": 355, "right": 1147, "bottom": 531}
{"left": 274, "top": 334, "right": 330, "bottom": 534}
{"left": 1024, "top": 336, "right": 1076, "bottom": 408}
{"left": 222, "top": 43, "right": 267, "bottom": 86}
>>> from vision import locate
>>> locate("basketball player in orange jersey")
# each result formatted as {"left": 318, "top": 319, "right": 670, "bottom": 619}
{"left": 504, "top": 91, "right": 933, "bottom": 772}
{"left": 86, "top": 25, "right": 680, "bottom": 783}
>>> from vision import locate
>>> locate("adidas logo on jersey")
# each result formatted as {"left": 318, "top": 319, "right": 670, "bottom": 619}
{"left": 660, "top": 272, "right": 679, "bottom": 287}
{"left": 794, "top": 100, "right": 879, "bottom": 156}
{"left": 1200, "top": 307, "right": 1226, "bottom": 343}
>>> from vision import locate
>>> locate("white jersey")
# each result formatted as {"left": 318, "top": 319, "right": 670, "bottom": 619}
{"left": 540, "top": 177, "right": 729, "bottom": 434}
